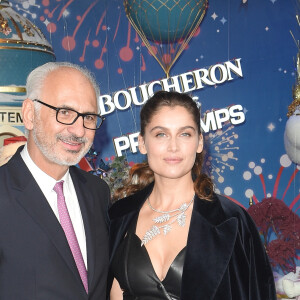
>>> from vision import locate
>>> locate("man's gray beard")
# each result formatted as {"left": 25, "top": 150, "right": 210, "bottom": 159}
{"left": 32, "top": 121, "right": 92, "bottom": 166}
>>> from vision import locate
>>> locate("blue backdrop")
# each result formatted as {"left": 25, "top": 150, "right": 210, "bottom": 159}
{"left": 5, "top": 0, "right": 300, "bottom": 295}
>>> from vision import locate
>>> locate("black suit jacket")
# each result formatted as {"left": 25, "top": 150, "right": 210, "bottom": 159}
{"left": 0, "top": 147, "right": 110, "bottom": 300}
{"left": 108, "top": 183, "right": 277, "bottom": 300}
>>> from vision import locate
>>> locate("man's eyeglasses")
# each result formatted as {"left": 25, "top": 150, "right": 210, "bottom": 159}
{"left": 33, "top": 99, "right": 105, "bottom": 130}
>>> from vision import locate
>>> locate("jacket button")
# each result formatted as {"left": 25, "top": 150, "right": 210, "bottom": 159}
{"left": 157, "top": 283, "right": 163, "bottom": 290}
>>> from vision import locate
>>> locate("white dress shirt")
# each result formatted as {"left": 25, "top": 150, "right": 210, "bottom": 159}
{"left": 20, "top": 144, "right": 88, "bottom": 269}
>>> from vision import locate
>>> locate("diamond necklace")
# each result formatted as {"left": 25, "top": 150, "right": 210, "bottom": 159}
{"left": 141, "top": 195, "right": 195, "bottom": 246}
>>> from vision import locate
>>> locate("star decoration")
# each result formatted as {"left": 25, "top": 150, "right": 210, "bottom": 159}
{"left": 211, "top": 12, "right": 218, "bottom": 20}
{"left": 107, "top": 26, "right": 111, "bottom": 31}
{"left": 243, "top": 107, "right": 248, "bottom": 114}
{"left": 63, "top": 10, "right": 70, "bottom": 17}
{"left": 200, "top": 55, "right": 204, "bottom": 59}
{"left": 196, "top": 58, "right": 199, "bottom": 62}
{"left": 217, "top": 29, "right": 220, "bottom": 33}
{"left": 268, "top": 123, "right": 275, "bottom": 131}
{"left": 220, "top": 17, "right": 227, "bottom": 25}
{"left": 270, "top": 0, "right": 276, "bottom": 3}
{"left": 265, "top": 26, "right": 269, "bottom": 31}
{"left": 136, "top": 46, "right": 140, "bottom": 50}
{"left": 43, "top": 19, "right": 50, "bottom": 26}
{"left": 278, "top": 67, "right": 282, "bottom": 72}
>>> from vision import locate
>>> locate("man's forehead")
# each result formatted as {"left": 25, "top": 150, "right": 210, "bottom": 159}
{"left": 45, "top": 67, "right": 83, "bottom": 81}
{"left": 39, "top": 67, "right": 97, "bottom": 110}
{"left": 42, "top": 69, "right": 94, "bottom": 95}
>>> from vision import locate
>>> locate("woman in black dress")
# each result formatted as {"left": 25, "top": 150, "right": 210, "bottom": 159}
{"left": 108, "top": 91, "right": 276, "bottom": 300}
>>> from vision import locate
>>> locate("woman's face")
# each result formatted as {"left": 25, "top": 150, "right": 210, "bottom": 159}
{"left": 138, "top": 105, "right": 203, "bottom": 181}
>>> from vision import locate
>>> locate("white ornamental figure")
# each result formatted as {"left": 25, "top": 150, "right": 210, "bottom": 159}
{"left": 284, "top": 52, "right": 300, "bottom": 165}
{"left": 282, "top": 52, "right": 300, "bottom": 299}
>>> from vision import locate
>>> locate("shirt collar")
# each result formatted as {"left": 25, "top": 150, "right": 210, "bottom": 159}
{"left": 20, "top": 143, "right": 70, "bottom": 194}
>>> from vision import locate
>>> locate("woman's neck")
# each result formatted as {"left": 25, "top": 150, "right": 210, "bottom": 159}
{"left": 150, "top": 175, "right": 195, "bottom": 210}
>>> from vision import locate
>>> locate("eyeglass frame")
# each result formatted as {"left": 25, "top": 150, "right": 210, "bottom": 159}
{"left": 33, "top": 99, "right": 105, "bottom": 130}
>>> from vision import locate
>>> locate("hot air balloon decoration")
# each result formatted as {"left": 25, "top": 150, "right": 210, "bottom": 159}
{"left": 124, "top": 0, "right": 208, "bottom": 77}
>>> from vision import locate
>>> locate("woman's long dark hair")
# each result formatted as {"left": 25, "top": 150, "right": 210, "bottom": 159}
{"left": 113, "top": 90, "right": 214, "bottom": 201}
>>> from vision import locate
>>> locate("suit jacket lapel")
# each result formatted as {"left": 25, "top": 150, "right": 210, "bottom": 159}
{"left": 107, "top": 184, "right": 152, "bottom": 293}
{"left": 181, "top": 195, "right": 238, "bottom": 300}
{"left": 9, "top": 150, "right": 84, "bottom": 290}
{"left": 70, "top": 167, "right": 96, "bottom": 290}
{"left": 109, "top": 183, "right": 153, "bottom": 262}
{"left": 109, "top": 211, "right": 138, "bottom": 263}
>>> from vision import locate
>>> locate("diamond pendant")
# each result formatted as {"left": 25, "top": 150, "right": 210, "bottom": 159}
{"left": 141, "top": 225, "right": 160, "bottom": 246}
{"left": 177, "top": 212, "right": 186, "bottom": 227}
{"left": 162, "top": 224, "right": 172, "bottom": 235}
{"left": 153, "top": 213, "right": 170, "bottom": 224}
{"left": 142, "top": 195, "right": 194, "bottom": 246}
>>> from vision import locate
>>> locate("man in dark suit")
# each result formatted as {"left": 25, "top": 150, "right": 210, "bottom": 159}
{"left": 0, "top": 62, "right": 110, "bottom": 299}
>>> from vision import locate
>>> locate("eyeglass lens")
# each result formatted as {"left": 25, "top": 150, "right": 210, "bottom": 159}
{"left": 57, "top": 108, "right": 102, "bottom": 129}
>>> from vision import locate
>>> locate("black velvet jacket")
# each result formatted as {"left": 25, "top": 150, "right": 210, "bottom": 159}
{"left": 108, "top": 183, "right": 277, "bottom": 300}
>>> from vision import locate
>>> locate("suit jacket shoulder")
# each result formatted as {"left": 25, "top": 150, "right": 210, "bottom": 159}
{"left": 215, "top": 194, "right": 263, "bottom": 243}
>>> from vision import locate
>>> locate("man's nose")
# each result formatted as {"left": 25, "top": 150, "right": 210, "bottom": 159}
{"left": 67, "top": 116, "right": 86, "bottom": 137}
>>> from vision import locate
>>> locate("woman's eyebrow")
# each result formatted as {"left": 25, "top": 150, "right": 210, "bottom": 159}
{"left": 150, "top": 125, "right": 196, "bottom": 132}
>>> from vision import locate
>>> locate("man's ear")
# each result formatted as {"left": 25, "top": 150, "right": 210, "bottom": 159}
{"left": 22, "top": 99, "right": 35, "bottom": 131}
{"left": 138, "top": 134, "right": 147, "bottom": 154}
{"left": 196, "top": 134, "right": 204, "bottom": 153}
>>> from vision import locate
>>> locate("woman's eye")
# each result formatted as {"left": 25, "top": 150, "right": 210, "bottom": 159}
{"left": 156, "top": 132, "right": 166, "bottom": 137}
{"left": 181, "top": 132, "right": 191, "bottom": 137}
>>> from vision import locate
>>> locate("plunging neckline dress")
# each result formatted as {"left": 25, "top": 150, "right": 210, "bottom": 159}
{"left": 111, "top": 215, "right": 186, "bottom": 299}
